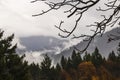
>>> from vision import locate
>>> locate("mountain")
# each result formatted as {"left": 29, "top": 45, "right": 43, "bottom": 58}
{"left": 17, "top": 36, "right": 68, "bottom": 64}
{"left": 19, "top": 36, "right": 68, "bottom": 51}
{"left": 18, "top": 28, "right": 120, "bottom": 64}
{"left": 52, "top": 27, "right": 120, "bottom": 64}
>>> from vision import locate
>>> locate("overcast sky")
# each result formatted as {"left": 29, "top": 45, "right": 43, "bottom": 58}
{"left": 0, "top": 0, "right": 104, "bottom": 37}
{"left": 0, "top": 0, "right": 60, "bottom": 37}
{"left": 0, "top": 0, "right": 117, "bottom": 64}
{"left": 0, "top": 0, "right": 112, "bottom": 48}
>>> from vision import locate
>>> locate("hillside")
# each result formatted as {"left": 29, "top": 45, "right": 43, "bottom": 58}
{"left": 52, "top": 27, "right": 120, "bottom": 64}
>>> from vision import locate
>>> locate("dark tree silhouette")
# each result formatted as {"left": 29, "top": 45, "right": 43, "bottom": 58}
{"left": 31, "top": 0, "right": 120, "bottom": 52}
{"left": 0, "top": 30, "right": 32, "bottom": 80}
{"left": 91, "top": 47, "right": 103, "bottom": 67}
{"left": 83, "top": 52, "right": 91, "bottom": 62}
{"left": 61, "top": 56, "right": 67, "bottom": 69}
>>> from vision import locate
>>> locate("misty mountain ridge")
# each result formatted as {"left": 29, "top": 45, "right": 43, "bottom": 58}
{"left": 19, "top": 36, "right": 68, "bottom": 51}
{"left": 18, "top": 27, "right": 120, "bottom": 64}
{"left": 52, "top": 27, "right": 120, "bottom": 64}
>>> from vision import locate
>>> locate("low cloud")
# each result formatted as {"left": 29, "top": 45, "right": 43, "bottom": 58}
{"left": 23, "top": 51, "right": 44, "bottom": 64}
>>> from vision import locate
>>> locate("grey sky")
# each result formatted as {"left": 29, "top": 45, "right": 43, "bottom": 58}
{"left": 0, "top": 0, "right": 61, "bottom": 37}
{"left": 0, "top": 1, "right": 87, "bottom": 49}
{"left": 0, "top": 0, "right": 104, "bottom": 37}
{"left": 0, "top": 0, "right": 111, "bottom": 50}
{"left": 0, "top": 0, "right": 117, "bottom": 64}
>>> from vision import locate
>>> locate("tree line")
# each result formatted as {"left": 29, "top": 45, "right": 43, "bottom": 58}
{"left": 0, "top": 30, "right": 120, "bottom": 80}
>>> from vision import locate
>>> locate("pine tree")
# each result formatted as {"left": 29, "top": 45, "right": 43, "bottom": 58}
{"left": 29, "top": 63, "right": 41, "bottom": 80}
{"left": 40, "top": 54, "right": 51, "bottom": 70}
{"left": 108, "top": 51, "right": 116, "bottom": 62}
{"left": 83, "top": 51, "right": 91, "bottom": 62}
{"left": 0, "top": 30, "right": 16, "bottom": 80}
{"left": 91, "top": 47, "right": 103, "bottom": 67}
{"left": 56, "top": 63, "right": 61, "bottom": 71}
{"left": 116, "top": 42, "right": 120, "bottom": 62}
{"left": 71, "top": 50, "right": 82, "bottom": 69}
{"left": 0, "top": 30, "right": 31, "bottom": 80}
{"left": 60, "top": 55, "right": 67, "bottom": 69}
{"left": 55, "top": 63, "right": 62, "bottom": 80}
{"left": 40, "top": 54, "right": 58, "bottom": 80}
{"left": 66, "top": 57, "right": 72, "bottom": 69}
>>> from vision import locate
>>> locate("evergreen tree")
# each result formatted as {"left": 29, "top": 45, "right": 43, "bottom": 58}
{"left": 83, "top": 51, "right": 91, "bottom": 62}
{"left": 29, "top": 63, "right": 41, "bottom": 80}
{"left": 55, "top": 63, "right": 62, "bottom": 80}
{"left": 56, "top": 63, "right": 61, "bottom": 72}
{"left": 66, "top": 57, "right": 72, "bottom": 70}
{"left": 0, "top": 30, "right": 31, "bottom": 80}
{"left": 40, "top": 54, "right": 51, "bottom": 70}
{"left": 117, "top": 53, "right": 120, "bottom": 63}
{"left": 71, "top": 50, "right": 82, "bottom": 69}
{"left": 60, "top": 55, "right": 67, "bottom": 69}
{"left": 40, "top": 54, "right": 51, "bottom": 80}
{"left": 6, "top": 55, "right": 30, "bottom": 80}
{"left": 108, "top": 51, "right": 116, "bottom": 62}
{"left": 40, "top": 54, "right": 58, "bottom": 80}
{"left": 91, "top": 47, "right": 103, "bottom": 67}
{"left": 116, "top": 42, "right": 120, "bottom": 62}
{"left": 0, "top": 30, "right": 16, "bottom": 80}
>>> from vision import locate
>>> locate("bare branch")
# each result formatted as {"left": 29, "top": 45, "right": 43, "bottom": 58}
{"left": 32, "top": 0, "right": 100, "bottom": 37}
{"left": 32, "top": 0, "right": 120, "bottom": 52}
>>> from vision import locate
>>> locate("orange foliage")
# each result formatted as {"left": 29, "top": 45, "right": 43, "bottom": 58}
{"left": 78, "top": 61, "right": 97, "bottom": 80}
{"left": 98, "top": 66, "right": 115, "bottom": 80}
{"left": 92, "top": 76, "right": 99, "bottom": 80}
{"left": 61, "top": 69, "right": 72, "bottom": 80}
{"left": 60, "top": 61, "right": 119, "bottom": 80}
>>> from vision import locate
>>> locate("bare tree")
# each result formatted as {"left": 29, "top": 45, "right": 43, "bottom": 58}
{"left": 31, "top": 0, "right": 120, "bottom": 52}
